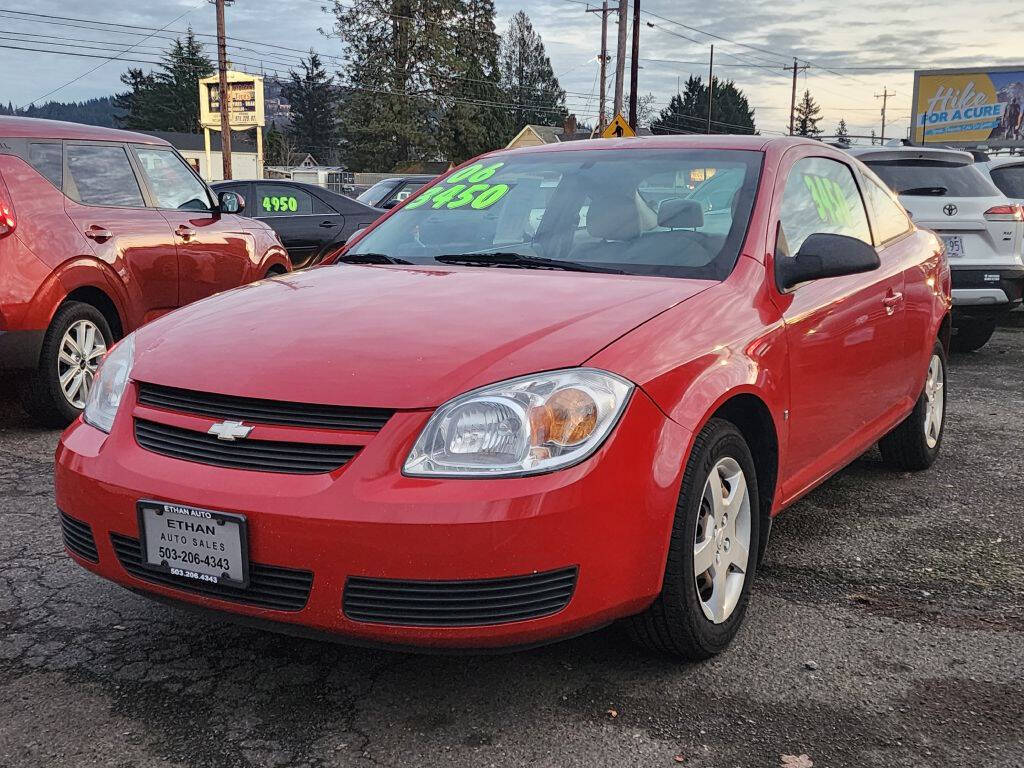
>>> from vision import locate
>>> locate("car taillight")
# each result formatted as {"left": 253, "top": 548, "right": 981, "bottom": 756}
{"left": 0, "top": 182, "right": 15, "bottom": 238}
{"left": 983, "top": 204, "right": 1023, "bottom": 222}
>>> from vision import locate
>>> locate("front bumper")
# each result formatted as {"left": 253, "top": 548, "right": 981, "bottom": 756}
{"left": 951, "top": 266, "right": 1024, "bottom": 315}
{"left": 55, "top": 385, "right": 689, "bottom": 650}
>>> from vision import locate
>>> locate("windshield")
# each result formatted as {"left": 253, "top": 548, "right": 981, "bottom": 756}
{"left": 864, "top": 160, "right": 998, "bottom": 197}
{"left": 356, "top": 180, "right": 397, "bottom": 206}
{"left": 987, "top": 164, "right": 1024, "bottom": 199}
{"left": 346, "top": 149, "right": 763, "bottom": 280}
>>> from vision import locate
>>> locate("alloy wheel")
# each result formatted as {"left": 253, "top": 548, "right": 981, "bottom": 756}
{"left": 923, "top": 353, "right": 945, "bottom": 449}
{"left": 694, "top": 456, "right": 752, "bottom": 624}
{"left": 57, "top": 319, "right": 106, "bottom": 409}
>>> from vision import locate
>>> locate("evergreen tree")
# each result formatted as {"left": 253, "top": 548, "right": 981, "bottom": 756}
{"left": 498, "top": 11, "right": 567, "bottom": 131}
{"left": 871, "top": 128, "right": 878, "bottom": 145}
{"left": 650, "top": 76, "right": 756, "bottom": 135}
{"left": 438, "top": 0, "right": 508, "bottom": 162}
{"left": 331, "top": 0, "right": 457, "bottom": 171}
{"left": 794, "top": 89, "right": 823, "bottom": 137}
{"left": 264, "top": 122, "right": 295, "bottom": 166}
{"left": 835, "top": 118, "right": 850, "bottom": 143}
{"left": 282, "top": 52, "right": 341, "bottom": 164}
{"left": 114, "top": 29, "right": 214, "bottom": 132}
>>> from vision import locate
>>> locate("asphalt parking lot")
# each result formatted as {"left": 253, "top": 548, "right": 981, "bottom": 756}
{"left": 1, "top": 328, "right": 1022, "bottom": 768}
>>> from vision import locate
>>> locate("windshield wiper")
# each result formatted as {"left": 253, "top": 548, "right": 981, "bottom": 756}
{"left": 336, "top": 252, "right": 412, "bottom": 265}
{"left": 435, "top": 252, "right": 625, "bottom": 274}
{"left": 897, "top": 186, "right": 948, "bottom": 197}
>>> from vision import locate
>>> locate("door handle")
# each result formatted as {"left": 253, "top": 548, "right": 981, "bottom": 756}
{"left": 883, "top": 291, "right": 904, "bottom": 315}
{"left": 319, "top": 220, "right": 340, "bottom": 228}
{"left": 175, "top": 225, "right": 196, "bottom": 241}
{"left": 84, "top": 225, "right": 112, "bottom": 242}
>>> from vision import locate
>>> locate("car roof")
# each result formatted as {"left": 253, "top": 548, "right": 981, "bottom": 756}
{"left": 0, "top": 115, "right": 171, "bottom": 145}
{"left": 495, "top": 134, "right": 807, "bottom": 159}
{"left": 846, "top": 145, "right": 974, "bottom": 165}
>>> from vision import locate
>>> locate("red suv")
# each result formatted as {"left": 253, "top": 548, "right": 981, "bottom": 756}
{"left": 56, "top": 137, "right": 951, "bottom": 659}
{"left": 0, "top": 117, "right": 289, "bottom": 425}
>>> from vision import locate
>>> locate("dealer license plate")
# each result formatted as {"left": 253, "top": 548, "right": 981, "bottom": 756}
{"left": 138, "top": 501, "right": 249, "bottom": 588}
{"left": 942, "top": 235, "right": 964, "bottom": 258}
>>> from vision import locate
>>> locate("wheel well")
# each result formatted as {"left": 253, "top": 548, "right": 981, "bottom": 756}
{"left": 711, "top": 394, "right": 779, "bottom": 561}
{"left": 938, "top": 312, "right": 952, "bottom": 353}
{"left": 266, "top": 264, "right": 288, "bottom": 277}
{"left": 63, "top": 286, "right": 123, "bottom": 340}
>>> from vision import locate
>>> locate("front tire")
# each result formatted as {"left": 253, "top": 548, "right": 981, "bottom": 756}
{"left": 950, "top": 317, "right": 996, "bottom": 353}
{"left": 627, "top": 418, "right": 760, "bottom": 660}
{"left": 879, "top": 341, "right": 946, "bottom": 471}
{"left": 18, "top": 301, "right": 113, "bottom": 428}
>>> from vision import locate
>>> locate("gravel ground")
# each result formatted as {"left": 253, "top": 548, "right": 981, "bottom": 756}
{"left": 1, "top": 329, "right": 1022, "bottom": 768}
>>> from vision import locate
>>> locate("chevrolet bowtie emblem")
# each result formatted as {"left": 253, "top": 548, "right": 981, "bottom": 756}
{"left": 207, "top": 420, "right": 254, "bottom": 441}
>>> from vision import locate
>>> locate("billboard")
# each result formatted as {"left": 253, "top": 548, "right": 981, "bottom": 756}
{"left": 199, "top": 70, "right": 265, "bottom": 129}
{"left": 913, "top": 66, "right": 1024, "bottom": 147}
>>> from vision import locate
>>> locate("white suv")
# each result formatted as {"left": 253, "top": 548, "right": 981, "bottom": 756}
{"left": 849, "top": 147, "right": 1024, "bottom": 352}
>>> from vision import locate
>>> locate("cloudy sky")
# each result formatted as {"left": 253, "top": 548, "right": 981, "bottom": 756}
{"left": 0, "top": 0, "right": 1012, "bottom": 139}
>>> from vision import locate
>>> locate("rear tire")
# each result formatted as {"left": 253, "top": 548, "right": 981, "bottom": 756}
{"left": 626, "top": 418, "right": 759, "bottom": 661}
{"left": 879, "top": 341, "right": 946, "bottom": 471}
{"left": 18, "top": 301, "right": 113, "bottom": 428}
{"left": 950, "top": 317, "right": 996, "bottom": 353}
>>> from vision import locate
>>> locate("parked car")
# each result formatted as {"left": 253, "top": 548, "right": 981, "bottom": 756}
{"left": 355, "top": 174, "right": 435, "bottom": 209}
{"left": 848, "top": 146, "right": 1024, "bottom": 352}
{"left": 0, "top": 116, "right": 290, "bottom": 425}
{"left": 976, "top": 154, "right": 1024, "bottom": 202}
{"left": 212, "top": 179, "right": 383, "bottom": 269}
{"left": 56, "top": 136, "right": 950, "bottom": 660}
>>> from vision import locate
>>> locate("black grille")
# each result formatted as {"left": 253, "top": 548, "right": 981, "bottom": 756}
{"left": 111, "top": 533, "right": 313, "bottom": 612}
{"left": 134, "top": 418, "right": 360, "bottom": 474}
{"left": 59, "top": 511, "right": 98, "bottom": 562}
{"left": 136, "top": 381, "right": 394, "bottom": 431}
{"left": 343, "top": 567, "right": 578, "bottom": 627}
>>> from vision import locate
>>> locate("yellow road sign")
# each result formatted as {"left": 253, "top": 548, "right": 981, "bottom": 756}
{"left": 601, "top": 113, "right": 636, "bottom": 139}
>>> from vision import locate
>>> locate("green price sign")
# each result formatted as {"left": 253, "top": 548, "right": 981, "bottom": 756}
{"left": 405, "top": 162, "right": 511, "bottom": 211}
{"left": 261, "top": 195, "right": 298, "bottom": 213}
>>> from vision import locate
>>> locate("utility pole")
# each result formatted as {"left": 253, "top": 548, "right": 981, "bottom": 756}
{"left": 613, "top": 0, "right": 627, "bottom": 116}
{"left": 586, "top": 1, "right": 610, "bottom": 131}
{"left": 214, "top": 0, "right": 233, "bottom": 180}
{"left": 875, "top": 87, "right": 894, "bottom": 144}
{"left": 628, "top": 0, "right": 640, "bottom": 130}
{"left": 787, "top": 58, "right": 809, "bottom": 135}
{"left": 706, "top": 44, "right": 714, "bottom": 134}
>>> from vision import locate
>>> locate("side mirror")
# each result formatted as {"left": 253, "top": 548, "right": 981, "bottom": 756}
{"left": 776, "top": 233, "right": 880, "bottom": 291}
{"left": 218, "top": 190, "right": 245, "bottom": 214}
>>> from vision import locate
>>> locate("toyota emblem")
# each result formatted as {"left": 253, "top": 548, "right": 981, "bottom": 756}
{"left": 943, "top": 204, "right": 958, "bottom": 216}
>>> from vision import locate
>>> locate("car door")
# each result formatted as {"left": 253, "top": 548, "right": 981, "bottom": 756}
{"left": 62, "top": 141, "right": 179, "bottom": 328}
{"left": 771, "top": 152, "right": 907, "bottom": 498}
{"left": 253, "top": 183, "right": 336, "bottom": 268}
{"left": 132, "top": 145, "right": 257, "bottom": 306}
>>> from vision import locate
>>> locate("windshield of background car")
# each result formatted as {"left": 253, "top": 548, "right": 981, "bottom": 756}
{"left": 987, "top": 164, "right": 1024, "bottom": 199}
{"left": 356, "top": 180, "right": 397, "bottom": 206}
{"left": 865, "top": 160, "right": 998, "bottom": 197}
{"left": 346, "top": 149, "right": 764, "bottom": 280}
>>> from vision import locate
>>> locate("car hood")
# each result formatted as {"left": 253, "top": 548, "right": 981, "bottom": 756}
{"left": 130, "top": 264, "right": 710, "bottom": 409}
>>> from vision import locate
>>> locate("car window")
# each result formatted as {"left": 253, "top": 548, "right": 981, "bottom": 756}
{"left": 347, "top": 149, "right": 764, "bottom": 281}
{"left": 256, "top": 184, "right": 314, "bottom": 216}
{"left": 356, "top": 180, "right": 397, "bottom": 207}
{"left": 392, "top": 179, "right": 428, "bottom": 203}
{"left": 135, "top": 148, "right": 212, "bottom": 211}
{"left": 66, "top": 144, "right": 145, "bottom": 208}
{"left": 28, "top": 143, "right": 62, "bottom": 190}
{"left": 864, "top": 160, "right": 997, "bottom": 198}
{"left": 864, "top": 176, "right": 912, "bottom": 245}
{"left": 987, "top": 163, "right": 1024, "bottom": 198}
{"left": 778, "top": 156, "right": 871, "bottom": 256}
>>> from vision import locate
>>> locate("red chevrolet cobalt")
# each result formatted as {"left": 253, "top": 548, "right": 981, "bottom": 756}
{"left": 55, "top": 136, "right": 951, "bottom": 659}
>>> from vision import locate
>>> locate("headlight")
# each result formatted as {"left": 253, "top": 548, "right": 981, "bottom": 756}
{"left": 82, "top": 332, "right": 135, "bottom": 433}
{"left": 404, "top": 368, "right": 633, "bottom": 477}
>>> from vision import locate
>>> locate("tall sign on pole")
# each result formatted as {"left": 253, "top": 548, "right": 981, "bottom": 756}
{"left": 911, "top": 66, "right": 1024, "bottom": 147}
{"left": 214, "top": 0, "right": 233, "bottom": 179}
{"left": 199, "top": 70, "right": 265, "bottom": 180}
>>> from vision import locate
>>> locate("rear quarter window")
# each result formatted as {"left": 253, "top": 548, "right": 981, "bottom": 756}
{"left": 987, "top": 164, "right": 1024, "bottom": 198}
{"left": 28, "top": 143, "right": 62, "bottom": 189}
